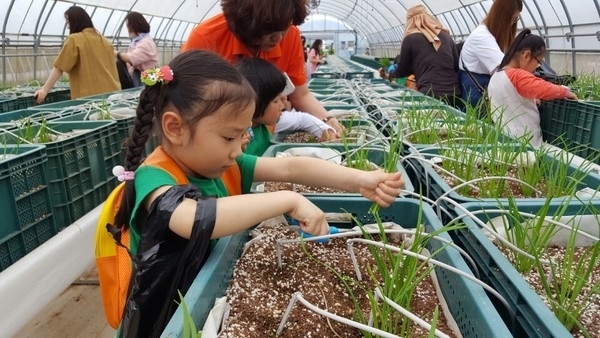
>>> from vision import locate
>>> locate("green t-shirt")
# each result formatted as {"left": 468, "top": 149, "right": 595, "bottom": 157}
{"left": 244, "top": 124, "right": 272, "bottom": 156}
{"left": 128, "top": 153, "right": 257, "bottom": 253}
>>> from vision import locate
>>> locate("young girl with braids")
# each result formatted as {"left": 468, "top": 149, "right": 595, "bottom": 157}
{"left": 112, "top": 50, "right": 403, "bottom": 337}
{"left": 487, "top": 29, "right": 578, "bottom": 148}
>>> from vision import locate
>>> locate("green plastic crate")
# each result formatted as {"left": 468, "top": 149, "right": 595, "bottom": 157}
{"left": 540, "top": 99, "right": 576, "bottom": 146}
{"left": 162, "top": 198, "right": 512, "bottom": 338}
{"left": 372, "top": 92, "right": 441, "bottom": 108}
{"left": 308, "top": 78, "right": 350, "bottom": 86}
{"left": 0, "top": 144, "right": 56, "bottom": 272}
{"left": 569, "top": 101, "right": 600, "bottom": 162}
{"left": 310, "top": 88, "right": 355, "bottom": 96}
{"left": 0, "top": 109, "right": 68, "bottom": 124}
{"left": 54, "top": 109, "right": 160, "bottom": 162}
{"left": 350, "top": 55, "right": 380, "bottom": 69}
{"left": 78, "top": 87, "right": 142, "bottom": 101}
{"left": 252, "top": 143, "right": 415, "bottom": 197}
{"left": 318, "top": 95, "right": 361, "bottom": 107}
{"left": 45, "top": 87, "right": 71, "bottom": 103}
{"left": 0, "top": 96, "right": 38, "bottom": 113}
{"left": 311, "top": 72, "right": 344, "bottom": 79}
{"left": 345, "top": 71, "right": 374, "bottom": 79}
{"left": 0, "top": 121, "right": 119, "bottom": 229}
{"left": 308, "top": 83, "right": 350, "bottom": 90}
{"left": 322, "top": 105, "right": 369, "bottom": 119}
{"left": 0, "top": 97, "right": 20, "bottom": 113}
{"left": 30, "top": 99, "right": 95, "bottom": 111}
{"left": 451, "top": 200, "right": 599, "bottom": 337}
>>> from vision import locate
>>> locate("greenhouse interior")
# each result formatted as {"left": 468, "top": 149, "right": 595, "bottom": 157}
{"left": 0, "top": 0, "right": 599, "bottom": 337}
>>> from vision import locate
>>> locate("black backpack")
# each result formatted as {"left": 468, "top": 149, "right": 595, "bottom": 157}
{"left": 116, "top": 58, "right": 134, "bottom": 89}
{"left": 534, "top": 60, "right": 576, "bottom": 86}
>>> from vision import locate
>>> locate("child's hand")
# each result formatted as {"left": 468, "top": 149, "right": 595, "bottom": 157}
{"left": 566, "top": 91, "right": 578, "bottom": 100}
{"left": 358, "top": 170, "right": 404, "bottom": 207}
{"left": 289, "top": 195, "right": 330, "bottom": 236}
{"left": 241, "top": 127, "right": 253, "bottom": 151}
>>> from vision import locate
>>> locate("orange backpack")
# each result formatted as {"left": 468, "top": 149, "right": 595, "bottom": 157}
{"left": 94, "top": 147, "right": 242, "bottom": 328}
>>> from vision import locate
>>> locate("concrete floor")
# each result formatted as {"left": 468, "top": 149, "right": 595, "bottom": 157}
{"left": 13, "top": 266, "right": 116, "bottom": 338}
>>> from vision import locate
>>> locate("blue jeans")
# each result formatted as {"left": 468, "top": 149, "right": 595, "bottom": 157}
{"left": 458, "top": 70, "right": 491, "bottom": 115}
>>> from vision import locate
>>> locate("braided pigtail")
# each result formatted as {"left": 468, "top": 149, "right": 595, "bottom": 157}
{"left": 114, "top": 84, "right": 164, "bottom": 230}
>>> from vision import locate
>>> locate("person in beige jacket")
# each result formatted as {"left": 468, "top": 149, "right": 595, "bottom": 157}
{"left": 35, "top": 6, "right": 120, "bottom": 103}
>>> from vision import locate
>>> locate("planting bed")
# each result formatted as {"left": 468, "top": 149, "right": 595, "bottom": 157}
{"left": 406, "top": 145, "right": 600, "bottom": 222}
{"left": 163, "top": 199, "right": 510, "bottom": 338}
{"left": 452, "top": 201, "right": 600, "bottom": 338}
{"left": 500, "top": 245, "right": 600, "bottom": 337}
{"left": 221, "top": 220, "right": 456, "bottom": 337}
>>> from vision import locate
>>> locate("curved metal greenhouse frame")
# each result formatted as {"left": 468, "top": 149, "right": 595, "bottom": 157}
{"left": 1, "top": 0, "right": 599, "bottom": 85}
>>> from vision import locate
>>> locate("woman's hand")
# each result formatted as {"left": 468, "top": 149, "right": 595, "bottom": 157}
{"left": 358, "top": 170, "right": 404, "bottom": 207}
{"left": 319, "top": 128, "right": 339, "bottom": 141}
{"left": 288, "top": 194, "right": 329, "bottom": 236}
{"left": 325, "top": 117, "right": 344, "bottom": 135}
{"left": 33, "top": 88, "right": 49, "bottom": 104}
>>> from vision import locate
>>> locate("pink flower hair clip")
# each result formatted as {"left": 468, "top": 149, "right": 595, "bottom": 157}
{"left": 112, "top": 165, "right": 135, "bottom": 182}
{"left": 140, "top": 65, "right": 174, "bottom": 86}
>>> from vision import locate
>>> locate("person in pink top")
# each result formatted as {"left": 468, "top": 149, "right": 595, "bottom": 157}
{"left": 307, "top": 39, "right": 324, "bottom": 74}
{"left": 487, "top": 29, "right": 578, "bottom": 148}
{"left": 115, "top": 12, "right": 158, "bottom": 87}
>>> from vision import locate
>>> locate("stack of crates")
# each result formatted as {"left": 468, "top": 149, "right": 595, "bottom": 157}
{"left": 0, "top": 120, "right": 121, "bottom": 230}
{"left": 540, "top": 99, "right": 600, "bottom": 163}
{"left": 0, "top": 145, "right": 56, "bottom": 272}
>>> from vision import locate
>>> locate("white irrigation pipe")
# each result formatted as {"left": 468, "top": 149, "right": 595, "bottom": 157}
{"left": 441, "top": 197, "right": 549, "bottom": 264}
{"left": 391, "top": 192, "right": 459, "bottom": 231}
{"left": 444, "top": 199, "right": 600, "bottom": 262}
{"left": 370, "top": 288, "right": 450, "bottom": 338}
{"left": 405, "top": 152, "right": 545, "bottom": 215}
{"left": 346, "top": 238, "right": 511, "bottom": 313}
{"left": 0, "top": 110, "right": 67, "bottom": 126}
{"left": 0, "top": 127, "right": 33, "bottom": 143}
{"left": 459, "top": 208, "right": 600, "bottom": 243}
{"left": 402, "top": 137, "right": 480, "bottom": 159}
{"left": 403, "top": 153, "right": 480, "bottom": 195}
{"left": 276, "top": 291, "right": 401, "bottom": 338}
{"left": 276, "top": 226, "right": 480, "bottom": 283}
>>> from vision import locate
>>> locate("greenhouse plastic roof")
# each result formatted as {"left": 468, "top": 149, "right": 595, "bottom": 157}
{"left": 2, "top": 0, "right": 600, "bottom": 50}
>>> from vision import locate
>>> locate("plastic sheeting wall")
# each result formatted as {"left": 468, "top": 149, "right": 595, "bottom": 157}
{"left": 1, "top": 0, "right": 600, "bottom": 85}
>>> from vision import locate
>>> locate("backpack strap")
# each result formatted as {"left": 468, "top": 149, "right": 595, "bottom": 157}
{"left": 106, "top": 223, "right": 137, "bottom": 261}
{"left": 461, "top": 60, "right": 487, "bottom": 94}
